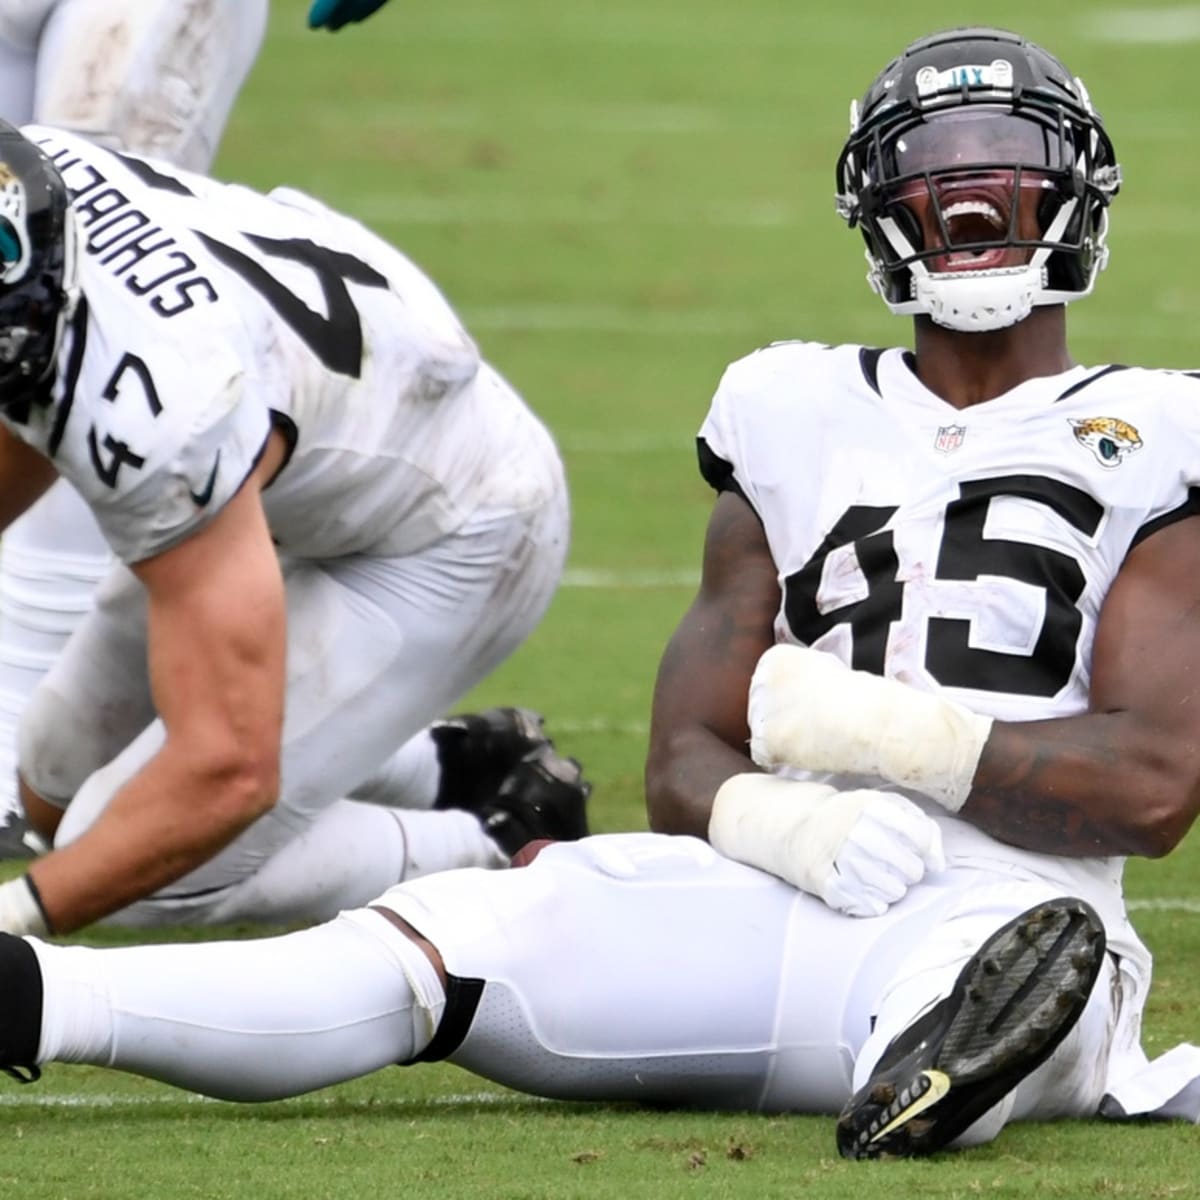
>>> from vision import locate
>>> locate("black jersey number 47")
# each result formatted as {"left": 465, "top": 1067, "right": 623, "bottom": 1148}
{"left": 197, "top": 230, "right": 390, "bottom": 379}
{"left": 783, "top": 475, "right": 1104, "bottom": 698}
{"left": 115, "top": 151, "right": 391, "bottom": 380}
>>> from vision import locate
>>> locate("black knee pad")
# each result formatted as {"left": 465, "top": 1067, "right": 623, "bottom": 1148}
{"left": 404, "top": 973, "right": 483, "bottom": 1065}
{"left": 0, "top": 933, "right": 43, "bottom": 1071}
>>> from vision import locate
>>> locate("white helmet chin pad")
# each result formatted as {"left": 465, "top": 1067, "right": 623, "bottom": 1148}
{"left": 912, "top": 264, "right": 1041, "bottom": 332}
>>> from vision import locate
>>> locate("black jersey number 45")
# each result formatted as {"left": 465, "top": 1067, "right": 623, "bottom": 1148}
{"left": 782, "top": 475, "right": 1104, "bottom": 698}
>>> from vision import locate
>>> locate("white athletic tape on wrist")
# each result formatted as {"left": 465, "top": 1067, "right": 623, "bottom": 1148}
{"left": 709, "top": 773, "right": 871, "bottom": 899}
{"left": 748, "top": 644, "right": 994, "bottom": 812}
{"left": 0, "top": 876, "right": 49, "bottom": 936}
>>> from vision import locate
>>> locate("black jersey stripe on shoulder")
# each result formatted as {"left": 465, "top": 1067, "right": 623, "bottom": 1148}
{"left": 1054, "top": 364, "right": 1130, "bottom": 403}
{"left": 1130, "top": 488, "right": 1200, "bottom": 552}
{"left": 696, "top": 435, "right": 749, "bottom": 503}
{"left": 265, "top": 410, "right": 299, "bottom": 485}
{"left": 859, "top": 346, "right": 885, "bottom": 396}
{"left": 113, "top": 151, "right": 196, "bottom": 197}
{"left": 47, "top": 296, "right": 89, "bottom": 458}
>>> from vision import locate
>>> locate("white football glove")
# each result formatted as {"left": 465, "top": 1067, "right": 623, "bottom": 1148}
{"left": 708, "top": 773, "right": 945, "bottom": 917}
{"left": 747, "top": 644, "right": 994, "bottom": 812}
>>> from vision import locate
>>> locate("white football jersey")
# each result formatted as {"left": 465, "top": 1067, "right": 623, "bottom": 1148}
{"left": 698, "top": 339, "right": 1200, "bottom": 956}
{"left": 5, "top": 126, "right": 536, "bottom": 564}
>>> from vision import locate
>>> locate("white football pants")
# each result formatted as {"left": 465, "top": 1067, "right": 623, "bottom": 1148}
{"left": 28, "top": 834, "right": 1122, "bottom": 1134}
{"left": 0, "top": 0, "right": 269, "bottom": 168}
{"left": 19, "top": 367, "right": 570, "bottom": 925}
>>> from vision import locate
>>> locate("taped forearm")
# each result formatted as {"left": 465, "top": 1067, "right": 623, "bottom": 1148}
{"left": 748, "top": 644, "right": 994, "bottom": 811}
{"left": 708, "top": 773, "right": 850, "bottom": 893}
{"left": 707, "top": 772, "right": 945, "bottom": 919}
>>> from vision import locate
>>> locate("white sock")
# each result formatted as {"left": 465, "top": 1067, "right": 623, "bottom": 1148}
{"left": 396, "top": 808, "right": 508, "bottom": 877}
{"left": 100, "top": 803, "right": 508, "bottom": 930}
{"left": 32, "top": 908, "right": 446, "bottom": 1101}
{"left": 350, "top": 729, "right": 440, "bottom": 810}
{"left": 100, "top": 799, "right": 414, "bottom": 928}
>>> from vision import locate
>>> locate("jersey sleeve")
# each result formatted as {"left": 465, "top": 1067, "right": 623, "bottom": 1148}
{"left": 1129, "top": 370, "right": 1200, "bottom": 549}
{"left": 696, "top": 341, "right": 835, "bottom": 518}
{"left": 79, "top": 352, "right": 272, "bottom": 565}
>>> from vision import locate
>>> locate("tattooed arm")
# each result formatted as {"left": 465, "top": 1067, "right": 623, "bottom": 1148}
{"left": 650, "top": 492, "right": 1200, "bottom": 858}
{"left": 745, "top": 512, "right": 1200, "bottom": 859}
{"left": 645, "top": 491, "right": 780, "bottom": 836}
{"left": 965, "top": 514, "right": 1200, "bottom": 858}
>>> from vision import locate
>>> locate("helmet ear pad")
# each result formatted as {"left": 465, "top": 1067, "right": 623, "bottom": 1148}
{"left": 1035, "top": 170, "right": 1087, "bottom": 241}
{"left": 1035, "top": 177, "right": 1096, "bottom": 293}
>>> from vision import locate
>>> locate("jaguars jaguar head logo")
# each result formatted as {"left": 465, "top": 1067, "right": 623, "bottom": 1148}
{"left": 1069, "top": 417, "right": 1143, "bottom": 469}
{"left": 0, "top": 162, "right": 29, "bottom": 284}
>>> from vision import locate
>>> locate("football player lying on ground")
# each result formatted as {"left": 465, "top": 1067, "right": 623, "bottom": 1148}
{"left": 640, "top": 26, "right": 1200, "bottom": 1156}
{"left": 0, "top": 117, "right": 589, "bottom": 936}
{"left": 0, "top": 0, "right": 400, "bottom": 858}
{"left": 0, "top": 826, "right": 1182, "bottom": 1162}
{"left": 0, "top": 26, "right": 1198, "bottom": 1165}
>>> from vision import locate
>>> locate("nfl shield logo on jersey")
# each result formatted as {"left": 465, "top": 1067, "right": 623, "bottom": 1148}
{"left": 934, "top": 424, "right": 966, "bottom": 453}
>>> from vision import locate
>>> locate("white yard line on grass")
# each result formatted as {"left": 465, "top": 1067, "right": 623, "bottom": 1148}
{"left": 0, "top": 1089, "right": 535, "bottom": 1109}
{"left": 541, "top": 716, "right": 649, "bottom": 736}
{"left": 356, "top": 197, "right": 796, "bottom": 228}
{"left": 557, "top": 432, "right": 691, "bottom": 453}
{"left": 425, "top": 303, "right": 1200, "bottom": 343}
{"left": 464, "top": 305, "right": 763, "bottom": 337}
{"left": 561, "top": 567, "right": 697, "bottom": 589}
{"left": 1087, "top": 7, "right": 1200, "bottom": 42}
{"left": 1127, "top": 897, "right": 1200, "bottom": 913}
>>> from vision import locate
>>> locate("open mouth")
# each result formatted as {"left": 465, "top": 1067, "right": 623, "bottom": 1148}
{"left": 934, "top": 195, "right": 1012, "bottom": 271}
{"left": 886, "top": 168, "right": 1052, "bottom": 276}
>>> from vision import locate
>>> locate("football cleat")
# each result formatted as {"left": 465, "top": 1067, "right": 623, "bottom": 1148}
{"left": 837, "top": 896, "right": 1106, "bottom": 1160}
{"left": 477, "top": 744, "right": 591, "bottom": 858}
{"left": 430, "top": 707, "right": 552, "bottom": 814}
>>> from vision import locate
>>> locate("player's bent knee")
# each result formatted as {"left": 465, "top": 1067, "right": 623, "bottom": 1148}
{"left": 17, "top": 684, "right": 108, "bottom": 808}
{"left": 368, "top": 906, "right": 448, "bottom": 988}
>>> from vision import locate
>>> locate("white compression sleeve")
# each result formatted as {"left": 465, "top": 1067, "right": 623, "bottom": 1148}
{"left": 32, "top": 908, "right": 446, "bottom": 1100}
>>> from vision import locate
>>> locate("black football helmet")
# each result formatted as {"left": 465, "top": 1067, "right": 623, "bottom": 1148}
{"left": 0, "top": 121, "right": 78, "bottom": 417}
{"left": 834, "top": 28, "right": 1120, "bottom": 331}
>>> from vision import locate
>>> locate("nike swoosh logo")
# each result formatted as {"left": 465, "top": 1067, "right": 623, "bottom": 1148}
{"left": 189, "top": 451, "right": 221, "bottom": 507}
{"left": 869, "top": 1069, "right": 951, "bottom": 1143}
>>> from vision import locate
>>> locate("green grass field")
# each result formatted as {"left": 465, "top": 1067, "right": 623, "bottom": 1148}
{"left": 5, "top": 1, "right": 1200, "bottom": 1195}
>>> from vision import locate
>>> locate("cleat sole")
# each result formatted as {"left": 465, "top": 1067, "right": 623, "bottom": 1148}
{"left": 836, "top": 898, "right": 1107, "bottom": 1160}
